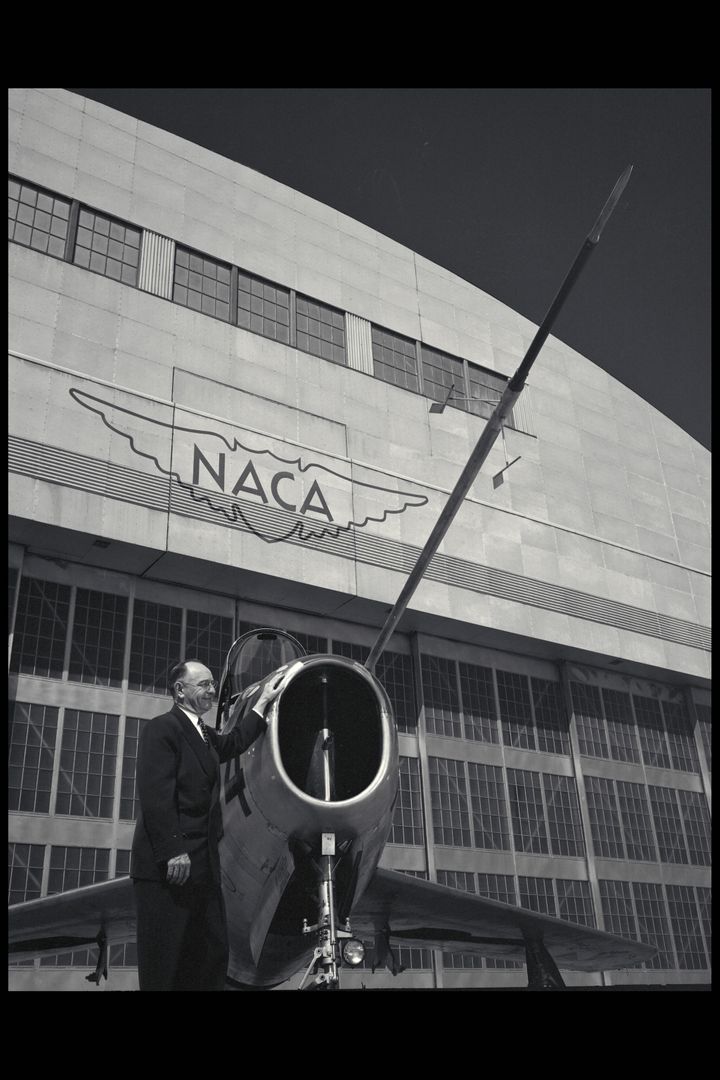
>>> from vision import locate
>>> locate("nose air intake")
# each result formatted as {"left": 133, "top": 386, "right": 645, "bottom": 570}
{"left": 276, "top": 663, "right": 384, "bottom": 801}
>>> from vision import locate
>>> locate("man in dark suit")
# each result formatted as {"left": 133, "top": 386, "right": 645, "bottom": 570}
{"left": 131, "top": 658, "right": 289, "bottom": 991}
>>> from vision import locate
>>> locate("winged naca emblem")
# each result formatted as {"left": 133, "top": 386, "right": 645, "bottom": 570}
{"left": 70, "top": 388, "right": 429, "bottom": 544}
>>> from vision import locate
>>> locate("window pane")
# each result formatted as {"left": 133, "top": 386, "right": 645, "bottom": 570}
{"left": 55, "top": 712, "right": 119, "bottom": 819}
{"left": 371, "top": 325, "right": 419, "bottom": 391}
{"left": 8, "top": 702, "right": 59, "bottom": 814}
{"left": 428, "top": 757, "right": 472, "bottom": 847}
{"left": 128, "top": 599, "right": 182, "bottom": 694}
{"left": 422, "top": 654, "right": 462, "bottom": 738}
{"left": 8, "top": 178, "right": 70, "bottom": 257}
{"left": 389, "top": 757, "right": 425, "bottom": 845}
{"left": 296, "top": 294, "right": 346, "bottom": 364}
{"left": 72, "top": 207, "right": 140, "bottom": 285}
{"left": 68, "top": 588, "right": 128, "bottom": 688}
{"left": 9, "top": 577, "right": 70, "bottom": 678}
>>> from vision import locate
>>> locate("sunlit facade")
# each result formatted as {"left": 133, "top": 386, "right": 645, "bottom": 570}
{"left": 9, "top": 89, "right": 711, "bottom": 990}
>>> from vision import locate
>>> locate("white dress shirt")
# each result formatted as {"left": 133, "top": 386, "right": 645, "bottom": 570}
{"left": 177, "top": 703, "right": 210, "bottom": 743}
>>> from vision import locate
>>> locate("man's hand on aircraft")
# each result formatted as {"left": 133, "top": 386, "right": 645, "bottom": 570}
{"left": 166, "top": 853, "right": 191, "bottom": 886}
{"left": 253, "top": 661, "right": 304, "bottom": 722}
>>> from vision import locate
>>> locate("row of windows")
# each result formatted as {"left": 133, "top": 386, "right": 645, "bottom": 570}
{"left": 9, "top": 174, "right": 523, "bottom": 430}
{"left": 413, "top": 754, "right": 712, "bottom": 867}
{"left": 9, "top": 581, "right": 416, "bottom": 730}
{"left": 423, "top": 654, "right": 570, "bottom": 755}
{"left": 426, "top": 757, "right": 588, "bottom": 857}
{"left": 571, "top": 682, "right": 700, "bottom": 772}
{"left": 421, "top": 654, "right": 703, "bottom": 775}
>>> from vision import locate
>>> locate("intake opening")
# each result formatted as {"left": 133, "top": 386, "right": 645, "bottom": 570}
{"left": 276, "top": 663, "right": 384, "bottom": 800}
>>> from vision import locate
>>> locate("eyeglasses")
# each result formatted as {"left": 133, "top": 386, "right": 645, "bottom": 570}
{"left": 182, "top": 679, "right": 217, "bottom": 690}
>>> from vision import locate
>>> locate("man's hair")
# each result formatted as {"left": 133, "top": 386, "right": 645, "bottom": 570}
{"left": 168, "top": 660, "right": 207, "bottom": 694}
{"left": 168, "top": 661, "right": 189, "bottom": 693}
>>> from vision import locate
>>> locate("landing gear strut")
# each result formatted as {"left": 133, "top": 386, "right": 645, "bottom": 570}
{"left": 298, "top": 831, "right": 357, "bottom": 990}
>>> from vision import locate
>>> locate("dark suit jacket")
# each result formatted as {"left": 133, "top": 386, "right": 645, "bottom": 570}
{"left": 131, "top": 696, "right": 263, "bottom": 884}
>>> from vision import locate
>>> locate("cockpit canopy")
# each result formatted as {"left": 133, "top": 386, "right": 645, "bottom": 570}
{"left": 216, "top": 627, "right": 306, "bottom": 723}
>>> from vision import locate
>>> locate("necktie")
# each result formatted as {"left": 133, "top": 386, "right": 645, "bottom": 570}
{"left": 197, "top": 718, "right": 210, "bottom": 746}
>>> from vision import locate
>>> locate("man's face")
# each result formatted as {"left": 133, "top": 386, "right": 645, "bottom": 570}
{"left": 177, "top": 662, "right": 216, "bottom": 716}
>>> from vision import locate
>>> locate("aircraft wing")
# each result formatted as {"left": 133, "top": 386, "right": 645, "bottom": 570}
{"left": 351, "top": 868, "right": 656, "bottom": 970}
{"left": 8, "top": 877, "right": 136, "bottom": 960}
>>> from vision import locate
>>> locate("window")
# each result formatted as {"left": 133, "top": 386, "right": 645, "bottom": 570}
{"left": 497, "top": 669, "right": 534, "bottom": 751}
{"left": 237, "top": 270, "right": 289, "bottom": 342}
{"left": 8, "top": 565, "right": 19, "bottom": 633}
{"left": 602, "top": 688, "right": 641, "bottom": 763}
{"left": 428, "top": 757, "right": 472, "bottom": 847}
{"left": 371, "top": 326, "right": 419, "bottom": 391}
{"left": 115, "top": 849, "right": 131, "bottom": 877}
{"left": 46, "top": 845, "right": 110, "bottom": 895}
{"left": 467, "top": 762, "right": 511, "bottom": 851}
{"left": 376, "top": 651, "right": 417, "bottom": 733}
{"left": 507, "top": 768, "right": 549, "bottom": 854}
{"left": 120, "top": 716, "right": 146, "bottom": 822}
{"left": 422, "top": 654, "right": 462, "bottom": 738}
{"left": 533, "top": 677, "right": 569, "bottom": 755}
{"left": 648, "top": 785, "right": 688, "bottom": 864}
{"left": 676, "top": 789, "right": 711, "bottom": 866}
{"left": 571, "top": 682, "right": 609, "bottom": 759}
{"left": 466, "top": 363, "right": 509, "bottom": 422}
{"left": 666, "top": 885, "right": 708, "bottom": 969}
{"left": 632, "top": 882, "right": 674, "bottom": 969}
{"left": 55, "top": 711, "right": 119, "bottom": 818}
{"left": 459, "top": 661, "right": 499, "bottom": 744}
{"left": 543, "top": 773, "right": 585, "bottom": 857}
{"left": 421, "top": 345, "right": 465, "bottom": 407}
{"left": 634, "top": 694, "right": 671, "bottom": 769}
{"left": 9, "top": 577, "right": 70, "bottom": 679}
{"left": 585, "top": 775, "right": 625, "bottom": 858}
{"left": 173, "top": 247, "right": 231, "bottom": 320}
{"left": 518, "top": 876, "right": 557, "bottom": 916}
{"left": 68, "top": 588, "right": 128, "bottom": 687}
{"left": 478, "top": 874, "right": 523, "bottom": 968}
{"left": 599, "top": 880, "right": 637, "bottom": 941}
{"left": 556, "top": 879, "right": 595, "bottom": 927}
{"left": 662, "top": 701, "right": 699, "bottom": 773}
{"left": 389, "top": 757, "right": 424, "bottom": 845}
{"left": 696, "top": 887, "right": 711, "bottom": 962}
{"left": 73, "top": 207, "right": 140, "bottom": 284}
{"left": 296, "top": 295, "right": 345, "bottom": 365}
{"left": 185, "top": 610, "right": 234, "bottom": 683}
{"left": 437, "top": 870, "right": 476, "bottom": 892}
{"left": 616, "top": 780, "right": 657, "bottom": 862}
{"left": 443, "top": 950, "right": 484, "bottom": 969}
{"left": 8, "top": 843, "right": 45, "bottom": 904}
{"left": 695, "top": 704, "right": 711, "bottom": 770}
{"left": 477, "top": 874, "right": 517, "bottom": 906}
{"left": 8, "top": 177, "right": 70, "bottom": 257}
{"left": 128, "top": 599, "right": 182, "bottom": 694}
{"left": 8, "top": 702, "right": 58, "bottom": 814}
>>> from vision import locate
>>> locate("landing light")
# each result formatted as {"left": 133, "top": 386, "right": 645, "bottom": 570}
{"left": 342, "top": 939, "right": 365, "bottom": 966}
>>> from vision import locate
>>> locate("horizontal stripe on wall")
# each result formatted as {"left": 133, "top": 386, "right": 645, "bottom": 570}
{"left": 8, "top": 435, "right": 710, "bottom": 652}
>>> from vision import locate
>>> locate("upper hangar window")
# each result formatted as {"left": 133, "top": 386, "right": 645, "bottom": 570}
{"left": 237, "top": 270, "right": 290, "bottom": 343}
{"left": 73, "top": 207, "right": 141, "bottom": 285}
{"left": 296, "top": 294, "right": 346, "bottom": 365}
{"left": 173, "top": 246, "right": 232, "bottom": 321}
{"left": 8, "top": 176, "right": 70, "bottom": 258}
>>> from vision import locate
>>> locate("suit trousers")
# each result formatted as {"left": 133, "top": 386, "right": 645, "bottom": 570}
{"left": 133, "top": 878, "right": 229, "bottom": 991}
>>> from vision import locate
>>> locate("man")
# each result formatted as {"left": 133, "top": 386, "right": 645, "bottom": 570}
{"left": 131, "top": 657, "right": 291, "bottom": 991}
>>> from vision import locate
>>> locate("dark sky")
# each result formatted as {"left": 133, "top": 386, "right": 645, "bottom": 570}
{"left": 69, "top": 88, "right": 711, "bottom": 450}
